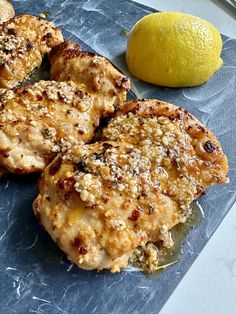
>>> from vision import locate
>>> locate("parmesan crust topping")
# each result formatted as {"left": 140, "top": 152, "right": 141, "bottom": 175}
{"left": 33, "top": 99, "right": 229, "bottom": 273}
{"left": 0, "top": 14, "right": 63, "bottom": 88}
{"left": 0, "top": 80, "right": 99, "bottom": 173}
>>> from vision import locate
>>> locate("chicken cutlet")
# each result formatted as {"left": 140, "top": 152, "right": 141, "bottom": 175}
{"left": 103, "top": 99, "right": 229, "bottom": 187}
{"left": 33, "top": 100, "right": 229, "bottom": 272}
{"left": 33, "top": 141, "right": 180, "bottom": 272}
{"left": 0, "top": 80, "right": 103, "bottom": 174}
{"left": 0, "top": 14, "right": 63, "bottom": 88}
{"left": 0, "top": 0, "right": 15, "bottom": 23}
{"left": 49, "top": 41, "right": 131, "bottom": 112}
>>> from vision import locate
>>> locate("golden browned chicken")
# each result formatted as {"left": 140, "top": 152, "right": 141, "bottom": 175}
{"left": 33, "top": 99, "right": 229, "bottom": 272}
{"left": 49, "top": 41, "right": 131, "bottom": 112}
{"left": 0, "top": 14, "right": 63, "bottom": 88}
{"left": 103, "top": 99, "right": 229, "bottom": 187}
{"left": 0, "top": 80, "right": 104, "bottom": 174}
{"left": 0, "top": 0, "right": 15, "bottom": 23}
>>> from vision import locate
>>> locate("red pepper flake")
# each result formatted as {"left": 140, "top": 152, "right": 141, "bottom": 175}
{"left": 129, "top": 210, "right": 140, "bottom": 221}
{"left": 71, "top": 237, "right": 88, "bottom": 254}
{"left": 37, "top": 95, "right": 43, "bottom": 101}
{"left": 0, "top": 149, "right": 9, "bottom": 158}
{"left": 79, "top": 247, "right": 88, "bottom": 255}
{"left": 21, "top": 86, "right": 28, "bottom": 94}
{"left": 71, "top": 237, "right": 81, "bottom": 248}
{"left": 78, "top": 129, "right": 85, "bottom": 135}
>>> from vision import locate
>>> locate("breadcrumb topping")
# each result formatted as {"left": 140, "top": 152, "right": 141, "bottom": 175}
{"left": 0, "top": 33, "right": 29, "bottom": 65}
{"left": 0, "top": 14, "right": 64, "bottom": 88}
{"left": 33, "top": 98, "right": 229, "bottom": 273}
{"left": 73, "top": 143, "right": 163, "bottom": 204}
{"left": 0, "top": 80, "right": 98, "bottom": 173}
{"left": 129, "top": 243, "right": 167, "bottom": 273}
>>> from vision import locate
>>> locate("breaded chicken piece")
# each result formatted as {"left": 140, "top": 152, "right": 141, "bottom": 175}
{"left": 103, "top": 99, "right": 229, "bottom": 186}
{"left": 0, "top": 80, "right": 102, "bottom": 174}
{"left": 0, "top": 0, "right": 15, "bottom": 23}
{"left": 33, "top": 100, "right": 228, "bottom": 272}
{"left": 33, "top": 141, "right": 178, "bottom": 272}
{"left": 49, "top": 41, "right": 131, "bottom": 112}
{"left": 0, "top": 14, "right": 63, "bottom": 88}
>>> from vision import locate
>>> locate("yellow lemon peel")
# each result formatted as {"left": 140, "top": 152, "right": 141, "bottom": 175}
{"left": 126, "top": 12, "right": 223, "bottom": 87}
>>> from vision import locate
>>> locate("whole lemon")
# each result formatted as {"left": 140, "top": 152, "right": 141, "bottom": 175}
{"left": 126, "top": 12, "right": 223, "bottom": 87}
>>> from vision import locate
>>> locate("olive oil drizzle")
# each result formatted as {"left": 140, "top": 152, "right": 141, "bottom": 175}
{"left": 162, "top": 201, "right": 204, "bottom": 268}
